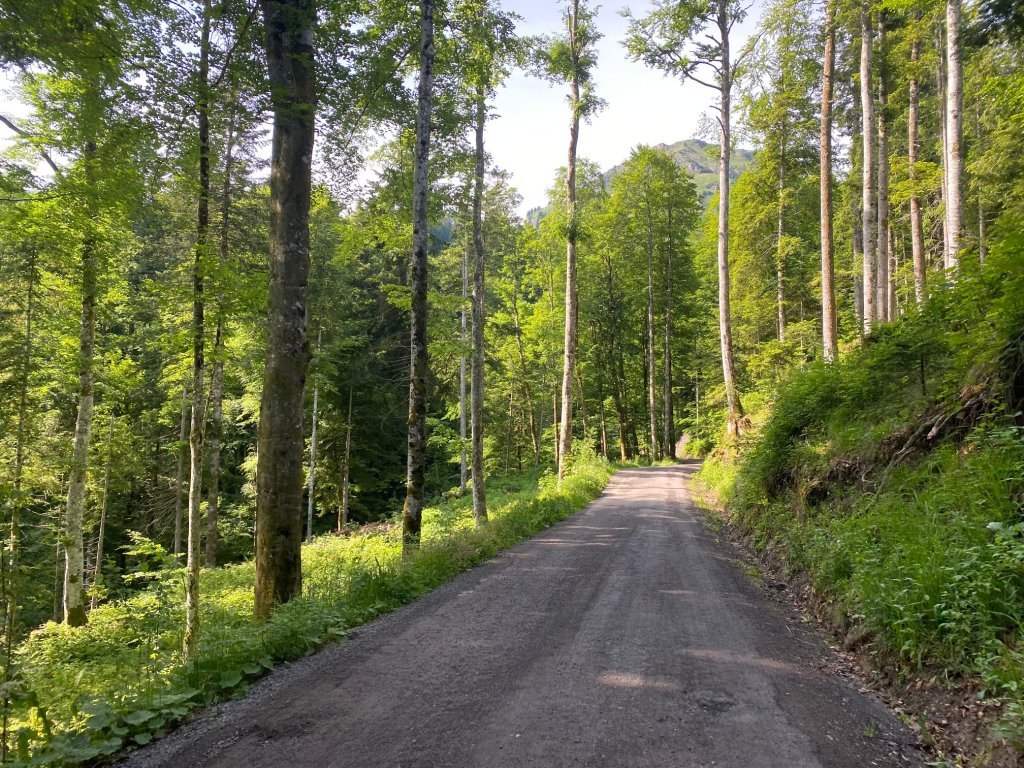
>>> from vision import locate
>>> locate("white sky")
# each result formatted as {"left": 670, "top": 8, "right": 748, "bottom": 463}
{"left": 490, "top": 0, "right": 761, "bottom": 215}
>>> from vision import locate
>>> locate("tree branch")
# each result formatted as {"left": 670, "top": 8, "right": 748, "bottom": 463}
{"left": 0, "top": 114, "right": 60, "bottom": 174}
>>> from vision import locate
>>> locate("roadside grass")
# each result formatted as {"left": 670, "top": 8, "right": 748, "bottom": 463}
{"left": 8, "top": 454, "right": 613, "bottom": 766}
{"left": 695, "top": 246, "right": 1024, "bottom": 749}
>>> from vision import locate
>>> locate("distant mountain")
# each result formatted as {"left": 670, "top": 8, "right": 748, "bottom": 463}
{"left": 601, "top": 138, "right": 755, "bottom": 203}
{"left": 526, "top": 138, "right": 755, "bottom": 227}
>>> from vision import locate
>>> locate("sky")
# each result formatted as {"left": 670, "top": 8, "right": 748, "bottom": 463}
{"left": 0, "top": 1, "right": 762, "bottom": 217}
{"left": 488, "top": 0, "right": 760, "bottom": 215}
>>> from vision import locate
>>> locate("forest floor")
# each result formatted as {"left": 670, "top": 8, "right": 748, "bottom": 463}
{"left": 119, "top": 464, "right": 925, "bottom": 768}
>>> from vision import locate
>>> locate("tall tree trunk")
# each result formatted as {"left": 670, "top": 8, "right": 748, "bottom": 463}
{"left": 339, "top": 384, "right": 353, "bottom": 533}
{"left": 305, "top": 328, "right": 321, "bottom": 542}
{"left": 776, "top": 104, "right": 787, "bottom": 343}
{"left": 820, "top": 0, "right": 838, "bottom": 362}
{"left": 611, "top": 340, "right": 629, "bottom": 460}
{"left": 510, "top": 286, "right": 540, "bottom": 465}
{"left": 90, "top": 415, "right": 114, "bottom": 611}
{"left": 603, "top": 253, "right": 628, "bottom": 461}
{"left": 174, "top": 387, "right": 188, "bottom": 556}
{"left": 937, "top": 22, "right": 950, "bottom": 266}
{"left": 206, "top": 342, "right": 224, "bottom": 567}
{"left": 908, "top": 23, "right": 926, "bottom": 304}
{"left": 557, "top": 0, "right": 583, "bottom": 481}
{"left": 184, "top": 0, "right": 211, "bottom": 659}
{"left": 644, "top": 188, "right": 659, "bottom": 460}
{"left": 944, "top": 0, "right": 963, "bottom": 270}
{"left": 876, "top": 16, "right": 890, "bottom": 323}
{"left": 852, "top": 136, "right": 865, "bottom": 328}
{"left": 860, "top": 3, "right": 877, "bottom": 334}
{"left": 664, "top": 205, "right": 675, "bottom": 459}
{"left": 402, "top": 0, "right": 435, "bottom": 551}
{"left": 470, "top": 84, "right": 487, "bottom": 524}
{"left": 887, "top": 224, "right": 897, "bottom": 315}
{"left": 254, "top": 0, "right": 317, "bottom": 621}
{"left": 207, "top": 96, "right": 237, "bottom": 568}
{"left": 459, "top": 241, "right": 468, "bottom": 494}
{"left": 717, "top": 0, "right": 743, "bottom": 437}
{"left": 596, "top": 346, "right": 609, "bottom": 459}
{"left": 64, "top": 141, "right": 99, "bottom": 628}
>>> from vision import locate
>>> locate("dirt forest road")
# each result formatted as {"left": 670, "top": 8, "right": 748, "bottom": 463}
{"left": 124, "top": 464, "right": 923, "bottom": 768}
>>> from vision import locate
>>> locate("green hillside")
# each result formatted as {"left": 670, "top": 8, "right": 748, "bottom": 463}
{"left": 602, "top": 138, "right": 754, "bottom": 201}
{"left": 527, "top": 138, "right": 753, "bottom": 226}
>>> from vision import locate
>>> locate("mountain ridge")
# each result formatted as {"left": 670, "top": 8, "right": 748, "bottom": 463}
{"left": 526, "top": 138, "right": 754, "bottom": 226}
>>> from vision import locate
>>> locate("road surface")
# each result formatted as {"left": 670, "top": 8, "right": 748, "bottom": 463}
{"left": 124, "top": 464, "right": 922, "bottom": 768}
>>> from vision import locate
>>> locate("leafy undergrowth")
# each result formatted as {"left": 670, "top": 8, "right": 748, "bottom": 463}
{"left": 8, "top": 454, "right": 613, "bottom": 766}
{"left": 697, "top": 246, "right": 1024, "bottom": 762}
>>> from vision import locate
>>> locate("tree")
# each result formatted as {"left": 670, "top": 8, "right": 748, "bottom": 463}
{"left": 625, "top": 0, "right": 750, "bottom": 436}
{"left": 537, "top": 0, "right": 602, "bottom": 480}
{"left": 944, "top": 0, "right": 964, "bottom": 269}
{"left": 253, "top": 0, "right": 317, "bottom": 621}
{"left": 907, "top": 9, "right": 927, "bottom": 304}
{"left": 875, "top": 16, "right": 891, "bottom": 323}
{"left": 860, "top": 1, "right": 877, "bottom": 334}
{"left": 820, "top": 0, "right": 838, "bottom": 361}
{"left": 402, "top": 0, "right": 436, "bottom": 551}
{"left": 184, "top": 0, "right": 212, "bottom": 659}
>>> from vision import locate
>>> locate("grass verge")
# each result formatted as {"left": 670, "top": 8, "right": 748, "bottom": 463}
{"left": 695, "top": 247, "right": 1024, "bottom": 763}
{"left": 8, "top": 455, "right": 613, "bottom": 766}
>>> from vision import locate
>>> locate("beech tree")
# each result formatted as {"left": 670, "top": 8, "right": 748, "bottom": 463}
{"left": 625, "top": 0, "right": 751, "bottom": 436}
{"left": 537, "top": 0, "right": 602, "bottom": 481}
{"left": 860, "top": 1, "right": 877, "bottom": 334}
{"left": 402, "top": 0, "right": 436, "bottom": 550}
{"left": 253, "top": 0, "right": 317, "bottom": 621}
{"left": 820, "top": 0, "right": 838, "bottom": 361}
{"left": 944, "top": 0, "right": 964, "bottom": 269}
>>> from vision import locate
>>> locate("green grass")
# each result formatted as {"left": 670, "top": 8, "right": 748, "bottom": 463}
{"left": 7, "top": 455, "right": 614, "bottom": 766}
{"left": 695, "top": 244, "right": 1024, "bottom": 750}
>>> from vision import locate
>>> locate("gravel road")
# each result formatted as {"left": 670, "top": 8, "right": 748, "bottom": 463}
{"left": 122, "top": 463, "right": 923, "bottom": 768}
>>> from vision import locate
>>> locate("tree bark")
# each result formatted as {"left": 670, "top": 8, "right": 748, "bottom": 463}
{"left": 717, "top": 0, "right": 744, "bottom": 437}
{"left": 860, "top": 3, "right": 877, "bottom": 334}
{"left": 401, "top": 0, "right": 434, "bottom": 552}
{"left": 174, "top": 387, "right": 188, "bottom": 557}
{"left": 64, "top": 141, "right": 99, "bottom": 628}
{"left": 470, "top": 85, "right": 487, "bottom": 524}
{"left": 254, "top": 0, "right": 316, "bottom": 621}
{"left": 937, "top": 22, "right": 950, "bottom": 266}
{"left": 908, "top": 23, "right": 926, "bottom": 304}
{"left": 459, "top": 240, "right": 468, "bottom": 494}
{"left": 944, "top": 0, "right": 963, "bottom": 270}
{"left": 339, "top": 384, "right": 353, "bottom": 533}
{"left": 820, "top": 0, "right": 838, "bottom": 362}
{"left": 876, "top": 16, "right": 890, "bottom": 323}
{"left": 305, "top": 328, "right": 321, "bottom": 542}
{"left": 776, "top": 99, "right": 787, "bottom": 344}
{"left": 664, "top": 204, "right": 675, "bottom": 459}
{"left": 643, "top": 187, "right": 660, "bottom": 460}
{"left": 207, "top": 96, "right": 238, "bottom": 569}
{"left": 557, "top": 0, "right": 582, "bottom": 481}
{"left": 510, "top": 287, "right": 540, "bottom": 465}
{"left": 185, "top": 0, "right": 211, "bottom": 659}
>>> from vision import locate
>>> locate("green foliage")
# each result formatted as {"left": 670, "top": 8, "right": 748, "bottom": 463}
{"left": 697, "top": 246, "right": 1024, "bottom": 743}
{"left": 8, "top": 458, "right": 613, "bottom": 765}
